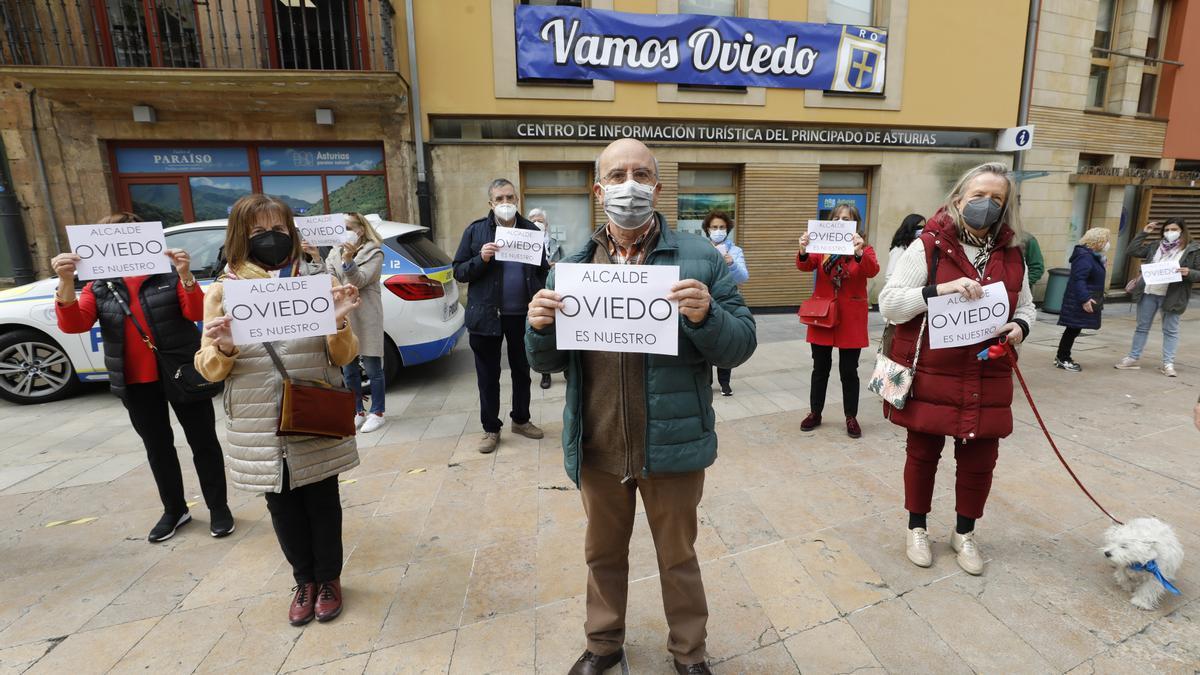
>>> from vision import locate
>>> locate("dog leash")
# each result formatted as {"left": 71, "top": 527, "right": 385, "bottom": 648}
{"left": 978, "top": 341, "right": 1124, "bottom": 526}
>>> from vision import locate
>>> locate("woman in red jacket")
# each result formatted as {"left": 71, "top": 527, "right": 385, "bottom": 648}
{"left": 796, "top": 204, "right": 880, "bottom": 438}
{"left": 51, "top": 212, "right": 232, "bottom": 544}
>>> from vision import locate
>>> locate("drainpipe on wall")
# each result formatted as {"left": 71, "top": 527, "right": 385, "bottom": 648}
{"left": 28, "top": 89, "right": 63, "bottom": 256}
{"left": 0, "top": 137, "right": 35, "bottom": 285}
{"left": 405, "top": 0, "right": 434, "bottom": 237}
{"left": 1014, "top": 0, "right": 1042, "bottom": 176}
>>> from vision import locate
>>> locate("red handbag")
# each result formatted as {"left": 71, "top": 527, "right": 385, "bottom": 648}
{"left": 798, "top": 296, "right": 839, "bottom": 329}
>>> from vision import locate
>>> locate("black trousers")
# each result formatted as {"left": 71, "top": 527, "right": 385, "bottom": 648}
{"left": 122, "top": 381, "right": 228, "bottom": 516}
{"left": 1057, "top": 327, "right": 1083, "bottom": 361}
{"left": 716, "top": 368, "right": 732, "bottom": 389}
{"left": 264, "top": 465, "right": 344, "bottom": 585}
{"left": 469, "top": 314, "right": 532, "bottom": 433}
{"left": 810, "top": 344, "right": 862, "bottom": 418}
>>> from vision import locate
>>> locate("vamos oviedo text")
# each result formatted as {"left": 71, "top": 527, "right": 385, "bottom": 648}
{"left": 515, "top": 5, "right": 887, "bottom": 92}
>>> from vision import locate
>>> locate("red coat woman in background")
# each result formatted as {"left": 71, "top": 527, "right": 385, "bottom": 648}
{"left": 796, "top": 203, "right": 880, "bottom": 439}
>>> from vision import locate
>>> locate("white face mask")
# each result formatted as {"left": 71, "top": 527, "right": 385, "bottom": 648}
{"left": 708, "top": 229, "right": 727, "bottom": 244}
{"left": 601, "top": 180, "right": 657, "bottom": 230}
{"left": 1103, "top": 242, "right": 1111, "bottom": 252}
{"left": 1163, "top": 230, "right": 1181, "bottom": 243}
{"left": 533, "top": 220, "right": 547, "bottom": 232}
{"left": 493, "top": 203, "right": 518, "bottom": 222}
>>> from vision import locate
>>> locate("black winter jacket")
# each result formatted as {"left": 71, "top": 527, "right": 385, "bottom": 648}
{"left": 452, "top": 212, "right": 550, "bottom": 336}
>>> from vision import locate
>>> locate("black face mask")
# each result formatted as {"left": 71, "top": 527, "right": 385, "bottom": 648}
{"left": 249, "top": 230, "right": 294, "bottom": 268}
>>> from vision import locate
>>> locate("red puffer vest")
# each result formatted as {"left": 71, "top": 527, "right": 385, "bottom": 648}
{"left": 884, "top": 210, "right": 1026, "bottom": 440}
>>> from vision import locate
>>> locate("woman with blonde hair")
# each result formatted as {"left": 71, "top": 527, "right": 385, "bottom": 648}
{"left": 195, "top": 194, "right": 362, "bottom": 626}
{"left": 1054, "top": 227, "right": 1110, "bottom": 372}
{"left": 326, "top": 213, "right": 387, "bottom": 432}
{"left": 879, "top": 162, "right": 1036, "bottom": 576}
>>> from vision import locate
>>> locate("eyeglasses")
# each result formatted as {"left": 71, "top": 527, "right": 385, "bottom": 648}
{"left": 601, "top": 168, "right": 657, "bottom": 185}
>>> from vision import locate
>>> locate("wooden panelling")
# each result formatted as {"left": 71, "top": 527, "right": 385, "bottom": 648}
{"left": 737, "top": 163, "right": 819, "bottom": 307}
{"left": 1029, "top": 106, "right": 1167, "bottom": 157}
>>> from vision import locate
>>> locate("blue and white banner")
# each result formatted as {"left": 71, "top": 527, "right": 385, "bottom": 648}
{"left": 515, "top": 5, "right": 887, "bottom": 93}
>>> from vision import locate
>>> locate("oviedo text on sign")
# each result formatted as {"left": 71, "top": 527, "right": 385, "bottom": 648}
{"left": 804, "top": 220, "right": 858, "bottom": 256}
{"left": 294, "top": 213, "right": 355, "bottom": 248}
{"left": 65, "top": 221, "right": 173, "bottom": 281}
{"left": 493, "top": 226, "right": 546, "bottom": 266}
{"left": 926, "top": 282, "right": 1011, "bottom": 350}
{"left": 223, "top": 274, "right": 339, "bottom": 346}
{"left": 554, "top": 263, "right": 680, "bottom": 356}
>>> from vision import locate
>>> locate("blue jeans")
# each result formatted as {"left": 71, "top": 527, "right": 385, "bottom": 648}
{"left": 1128, "top": 294, "right": 1181, "bottom": 364}
{"left": 343, "top": 356, "right": 385, "bottom": 414}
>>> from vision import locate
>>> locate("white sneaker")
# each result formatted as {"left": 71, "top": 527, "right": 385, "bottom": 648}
{"left": 1114, "top": 357, "right": 1140, "bottom": 370}
{"left": 1160, "top": 363, "right": 1177, "bottom": 378}
{"left": 360, "top": 414, "right": 386, "bottom": 434}
{"left": 951, "top": 531, "right": 985, "bottom": 575}
{"left": 906, "top": 527, "right": 932, "bottom": 568}
{"left": 353, "top": 413, "right": 368, "bottom": 430}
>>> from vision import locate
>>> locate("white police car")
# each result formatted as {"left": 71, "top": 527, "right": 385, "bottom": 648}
{"left": 0, "top": 216, "right": 463, "bottom": 405}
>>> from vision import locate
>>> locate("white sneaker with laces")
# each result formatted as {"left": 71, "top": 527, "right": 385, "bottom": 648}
{"left": 1160, "top": 363, "right": 1177, "bottom": 377}
{"left": 1114, "top": 357, "right": 1140, "bottom": 370}
{"left": 354, "top": 413, "right": 368, "bottom": 430}
{"left": 951, "top": 531, "right": 985, "bottom": 575}
{"left": 906, "top": 527, "right": 932, "bottom": 568}
{"left": 361, "top": 414, "right": 386, "bottom": 434}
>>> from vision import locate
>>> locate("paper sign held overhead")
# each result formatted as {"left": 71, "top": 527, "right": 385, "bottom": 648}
{"left": 224, "top": 274, "right": 338, "bottom": 345}
{"left": 805, "top": 220, "right": 858, "bottom": 256}
{"left": 554, "top": 263, "right": 679, "bottom": 356}
{"left": 295, "top": 213, "right": 355, "bottom": 247}
{"left": 927, "top": 282, "right": 1010, "bottom": 350}
{"left": 66, "top": 221, "right": 173, "bottom": 280}
{"left": 494, "top": 226, "right": 546, "bottom": 266}
{"left": 1140, "top": 261, "right": 1183, "bottom": 285}
{"left": 996, "top": 125, "right": 1035, "bottom": 152}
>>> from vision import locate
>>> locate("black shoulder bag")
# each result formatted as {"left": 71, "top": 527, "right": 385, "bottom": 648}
{"left": 106, "top": 281, "right": 224, "bottom": 403}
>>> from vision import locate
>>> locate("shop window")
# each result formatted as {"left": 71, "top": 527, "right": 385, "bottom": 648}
{"left": 818, "top": 169, "right": 870, "bottom": 232}
{"left": 520, "top": 164, "right": 594, "bottom": 261}
{"left": 262, "top": 175, "right": 326, "bottom": 215}
{"left": 1071, "top": 154, "right": 1108, "bottom": 248}
{"left": 677, "top": 167, "right": 738, "bottom": 237}
{"left": 189, "top": 176, "right": 253, "bottom": 220}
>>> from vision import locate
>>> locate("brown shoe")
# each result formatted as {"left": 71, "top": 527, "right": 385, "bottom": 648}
{"left": 477, "top": 431, "right": 500, "bottom": 454}
{"left": 675, "top": 660, "right": 713, "bottom": 674}
{"left": 315, "top": 579, "right": 343, "bottom": 622}
{"left": 511, "top": 421, "right": 544, "bottom": 439}
{"left": 288, "top": 582, "right": 316, "bottom": 626}
{"left": 568, "top": 648, "right": 624, "bottom": 675}
{"left": 800, "top": 412, "right": 822, "bottom": 431}
{"left": 846, "top": 417, "right": 862, "bottom": 439}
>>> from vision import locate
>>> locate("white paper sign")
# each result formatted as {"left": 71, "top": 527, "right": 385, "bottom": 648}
{"left": 996, "top": 124, "right": 1035, "bottom": 152}
{"left": 295, "top": 213, "right": 355, "bottom": 247}
{"left": 224, "top": 274, "right": 338, "bottom": 345}
{"left": 554, "top": 263, "right": 679, "bottom": 356}
{"left": 494, "top": 226, "right": 546, "bottom": 266}
{"left": 805, "top": 220, "right": 858, "bottom": 255}
{"left": 1140, "top": 261, "right": 1183, "bottom": 285}
{"left": 927, "top": 282, "right": 1010, "bottom": 350}
{"left": 66, "top": 221, "right": 172, "bottom": 280}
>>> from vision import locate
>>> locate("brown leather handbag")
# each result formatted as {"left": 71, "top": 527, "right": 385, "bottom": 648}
{"left": 263, "top": 342, "right": 356, "bottom": 439}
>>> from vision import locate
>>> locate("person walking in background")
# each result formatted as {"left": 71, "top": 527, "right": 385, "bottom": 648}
{"left": 196, "top": 194, "right": 362, "bottom": 626}
{"left": 51, "top": 212, "right": 232, "bottom": 544}
{"left": 886, "top": 214, "right": 925, "bottom": 280}
{"left": 453, "top": 179, "right": 549, "bottom": 453}
{"left": 527, "top": 138, "right": 756, "bottom": 675}
{"left": 702, "top": 210, "right": 748, "bottom": 396}
{"left": 529, "top": 207, "right": 564, "bottom": 390}
{"left": 1115, "top": 219, "right": 1200, "bottom": 377}
{"left": 796, "top": 203, "right": 879, "bottom": 439}
{"left": 1020, "top": 232, "right": 1046, "bottom": 287}
{"left": 327, "top": 213, "right": 387, "bottom": 433}
{"left": 1054, "top": 228, "right": 1110, "bottom": 372}
{"left": 879, "top": 162, "right": 1035, "bottom": 576}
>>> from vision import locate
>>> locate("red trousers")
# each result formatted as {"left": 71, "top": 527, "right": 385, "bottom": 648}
{"left": 903, "top": 430, "right": 999, "bottom": 520}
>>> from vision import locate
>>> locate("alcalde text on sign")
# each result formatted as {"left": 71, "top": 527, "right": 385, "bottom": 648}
{"left": 224, "top": 274, "right": 338, "bottom": 346}
{"left": 494, "top": 226, "right": 546, "bottom": 266}
{"left": 804, "top": 220, "right": 858, "bottom": 256}
{"left": 66, "top": 221, "right": 173, "bottom": 281}
{"left": 554, "top": 263, "right": 680, "bottom": 356}
{"left": 295, "top": 214, "right": 355, "bottom": 247}
{"left": 927, "top": 282, "right": 1010, "bottom": 350}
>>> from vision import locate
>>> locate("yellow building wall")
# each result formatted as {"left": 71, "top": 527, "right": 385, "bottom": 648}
{"left": 411, "top": 0, "right": 1029, "bottom": 133}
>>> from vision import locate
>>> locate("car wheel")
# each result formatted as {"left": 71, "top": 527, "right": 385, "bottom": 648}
{"left": 383, "top": 335, "right": 401, "bottom": 383}
{"left": 0, "top": 329, "right": 83, "bottom": 404}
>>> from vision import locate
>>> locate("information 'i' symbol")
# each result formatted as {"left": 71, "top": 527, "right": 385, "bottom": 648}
{"left": 1015, "top": 129, "right": 1030, "bottom": 147}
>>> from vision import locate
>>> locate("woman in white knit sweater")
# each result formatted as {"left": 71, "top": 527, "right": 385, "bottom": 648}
{"left": 878, "top": 163, "right": 1036, "bottom": 577}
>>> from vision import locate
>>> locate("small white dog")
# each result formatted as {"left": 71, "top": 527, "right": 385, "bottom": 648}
{"left": 1102, "top": 517, "right": 1184, "bottom": 610}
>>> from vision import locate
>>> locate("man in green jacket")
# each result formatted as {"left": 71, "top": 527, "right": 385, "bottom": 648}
{"left": 526, "top": 139, "right": 756, "bottom": 675}
{"left": 1021, "top": 232, "right": 1045, "bottom": 286}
